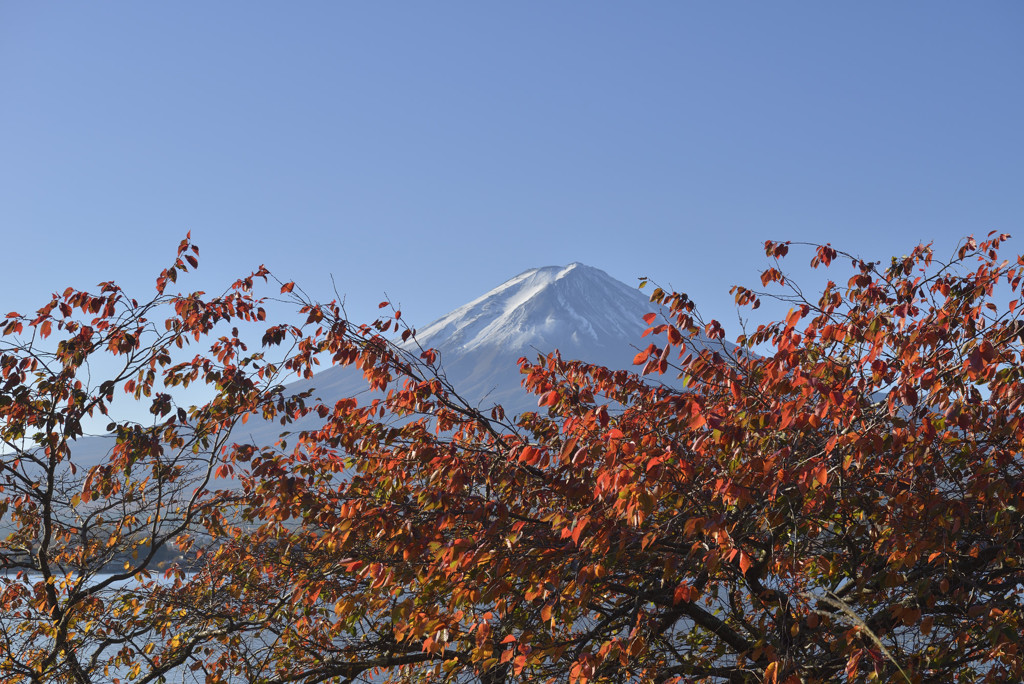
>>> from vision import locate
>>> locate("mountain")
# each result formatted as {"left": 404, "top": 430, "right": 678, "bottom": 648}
{"left": 284, "top": 262, "right": 664, "bottom": 419}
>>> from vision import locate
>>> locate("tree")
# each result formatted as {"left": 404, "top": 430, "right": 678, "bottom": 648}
{"left": 0, "top": 235, "right": 381, "bottom": 683}
{"left": 3, "top": 233, "right": 1023, "bottom": 683}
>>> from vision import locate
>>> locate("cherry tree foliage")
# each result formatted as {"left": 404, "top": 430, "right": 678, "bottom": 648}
{"left": 2, "top": 233, "right": 1023, "bottom": 683}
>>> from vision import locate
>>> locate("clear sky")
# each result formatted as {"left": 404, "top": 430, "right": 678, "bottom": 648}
{"left": 2, "top": 2, "right": 1022, "bottom": 333}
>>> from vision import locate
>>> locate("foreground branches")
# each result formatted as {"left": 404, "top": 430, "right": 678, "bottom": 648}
{"left": 3, "top": 233, "right": 1023, "bottom": 683}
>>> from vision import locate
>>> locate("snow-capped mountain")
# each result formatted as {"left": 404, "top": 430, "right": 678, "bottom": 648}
{"left": 286, "top": 262, "right": 667, "bottom": 418}
{"left": 403, "top": 262, "right": 660, "bottom": 412}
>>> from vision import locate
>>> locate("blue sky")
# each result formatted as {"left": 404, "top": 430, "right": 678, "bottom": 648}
{"left": 2, "top": 2, "right": 1022, "bottom": 333}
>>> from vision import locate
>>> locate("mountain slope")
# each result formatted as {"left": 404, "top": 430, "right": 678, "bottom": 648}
{"left": 404, "top": 262, "right": 658, "bottom": 411}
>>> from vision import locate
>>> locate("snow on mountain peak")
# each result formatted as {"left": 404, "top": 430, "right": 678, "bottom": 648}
{"left": 271, "top": 262, "right": 673, "bottom": 419}
{"left": 413, "top": 263, "right": 652, "bottom": 354}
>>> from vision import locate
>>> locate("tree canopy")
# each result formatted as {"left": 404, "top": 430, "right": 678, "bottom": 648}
{"left": 2, "top": 233, "right": 1023, "bottom": 683}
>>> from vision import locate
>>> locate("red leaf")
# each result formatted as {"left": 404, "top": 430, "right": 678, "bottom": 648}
{"left": 280, "top": 282, "right": 295, "bottom": 294}
{"left": 968, "top": 348, "right": 983, "bottom": 373}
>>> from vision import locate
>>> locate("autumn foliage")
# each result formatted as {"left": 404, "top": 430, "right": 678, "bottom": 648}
{"left": 2, "top": 233, "right": 1024, "bottom": 683}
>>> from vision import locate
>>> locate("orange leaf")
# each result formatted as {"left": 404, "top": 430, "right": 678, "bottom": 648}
{"left": 570, "top": 517, "right": 589, "bottom": 545}
{"left": 673, "top": 582, "right": 694, "bottom": 603}
{"left": 633, "top": 344, "right": 654, "bottom": 365}
{"left": 539, "top": 390, "right": 559, "bottom": 407}
{"left": 519, "top": 446, "right": 540, "bottom": 466}
{"left": 738, "top": 551, "right": 752, "bottom": 576}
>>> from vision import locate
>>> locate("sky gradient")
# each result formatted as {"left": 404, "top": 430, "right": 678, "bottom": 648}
{"left": 2, "top": 2, "right": 1022, "bottom": 333}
